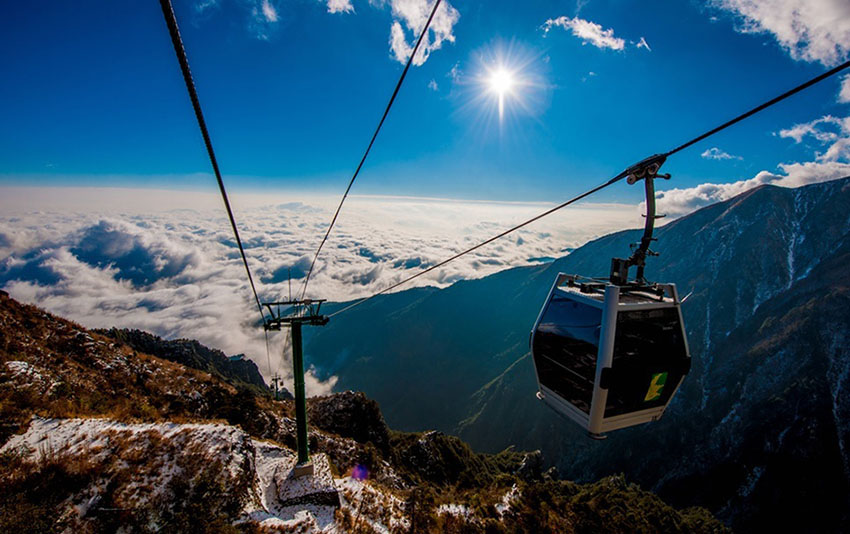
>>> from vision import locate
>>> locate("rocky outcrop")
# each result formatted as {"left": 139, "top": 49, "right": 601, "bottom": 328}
{"left": 307, "top": 390, "right": 390, "bottom": 453}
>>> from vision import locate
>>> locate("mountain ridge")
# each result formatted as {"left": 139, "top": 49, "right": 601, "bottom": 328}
{"left": 305, "top": 176, "right": 850, "bottom": 533}
{"left": 95, "top": 327, "right": 273, "bottom": 394}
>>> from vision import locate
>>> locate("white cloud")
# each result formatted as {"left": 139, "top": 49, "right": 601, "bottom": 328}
{"left": 261, "top": 0, "right": 278, "bottom": 22}
{"left": 0, "top": 188, "right": 636, "bottom": 393}
{"left": 428, "top": 79, "right": 439, "bottom": 91}
{"left": 542, "top": 16, "right": 625, "bottom": 51}
{"left": 715, "top": 0, "right": 850, "bottom": 65}
{"left": 195, "top": 0, "right": 219, "bottom": 14}
{"left": 247, "top": 0, "right": 281, "bottom": 40}
{"left": 194, "top": 0, "right": 281, "bottom": 40}
{"left": 779, "top": 114, "right": 850, "bottom": 161}
{"left": 636, "top": 37, "right": 651, "bottom": 51}
{"left": 840, "top": 74, "right": 850, "bottom": 103}
{"left": 388, "top": 0, "right": 460, "bottom": 66}
{"left": 195, "top": 0, "right": 457, "bottom": 63}
{"left": 821, "top": 137, "right": 850, "bottom": 162}
{"left": 581, "top": 71, "right": 597, "bottom": 83}
{"left": 655, "top": 161, "right": 850, "bottom": 217}
{"left": 390, "top": 21, "right": 414, "bottom": 64}
{"left": 575, "top": 0, "right": 589, "bottom": 16}
{"left": 325, "top": 0, "right": 354, "bottom": 14}
{"left": 447, "top": 62, "right": 461, "bottom": 82}
{"left": 701, "top": 147, "right": 742, "bottom": 160}
{"left": 779, "top": 116, "right": 842, "bottom": 143}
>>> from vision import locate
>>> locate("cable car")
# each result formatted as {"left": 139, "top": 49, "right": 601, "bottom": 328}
{"left": 531, "top": 275, "right": 690, "bottom": 438}
{"left": 530, "top": 155, "right": 691, "bottom": 438}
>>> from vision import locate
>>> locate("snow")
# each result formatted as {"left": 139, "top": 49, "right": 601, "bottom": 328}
{"left": 737, "top": 466, "right": 764, "bottom": 498}
{"left": 6, "top": 360, "right": 37, "bottom": 376}
{"left": 4, "top": 360, "right": 61, "bottom": 393}
{"left": 3, "top": 418, "right": 245, "bottom": 473}
{"left": 3, "top": 417, "right": 408, "bottom": 533}
{"left": 700, "top": 306, "right": 712, "bottom": 410}
{"left": 437, "top": 503, "right": 473, "bottom": 518}
{"left": 336, "top": 475, "right": 409, "bottom": 533}
{"left": 825, "top": 326, "right": 850, "bottom": 480}
{"left": 495, "top": 484, "right": 520, "bottom": 517}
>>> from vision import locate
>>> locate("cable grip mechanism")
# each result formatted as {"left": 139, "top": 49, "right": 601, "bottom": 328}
{"left": 610, "top": 154, "right": 671, "bottom": 286}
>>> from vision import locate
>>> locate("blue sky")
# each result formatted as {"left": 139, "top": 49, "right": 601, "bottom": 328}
{"left": 1, "top": 0, "right": 849, "bottom": 382}
{"left": 1, "top": 0, "right": 848, "bottom": 206}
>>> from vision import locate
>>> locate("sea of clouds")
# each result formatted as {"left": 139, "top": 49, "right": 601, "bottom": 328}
{"left": 3, "top": 154, "right": 847, "bottom": 394}
{"left": 0, "top": 187, "right": 639, "bottom": 394}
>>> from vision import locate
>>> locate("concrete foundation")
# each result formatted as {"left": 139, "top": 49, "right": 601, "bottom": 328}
{"left": 276, "top": 453, "right": 340, "bottom": 508}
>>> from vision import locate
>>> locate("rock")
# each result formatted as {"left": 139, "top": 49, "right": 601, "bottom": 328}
{"left": 516, "top": 450, "right": 544, "bottom": 481}
{"left": 307, "top": 391, "right": 390, "bottom": 453}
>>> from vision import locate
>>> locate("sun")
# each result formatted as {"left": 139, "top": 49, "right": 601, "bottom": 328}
{"left": 486, "top": 66, "right": 516, "bottom": 120}
{"left": 488, "top": 67, "right": 515, "bottom": 96}
{"left": 462, "top": 42, "right": 546, "bottom": 129}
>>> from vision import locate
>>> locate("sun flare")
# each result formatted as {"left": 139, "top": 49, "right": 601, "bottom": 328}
{"left": 465, "top": 43, "right": 546, "bottom": 129}
{"left": 486, "top": 66, "right": 516, "bottom": 120}
{"left": 488, "top": 68, "right": 515, "bottom": 96}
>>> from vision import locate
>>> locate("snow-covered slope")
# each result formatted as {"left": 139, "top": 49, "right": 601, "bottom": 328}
{"left": 2, "top": 417, "right": 405, "bottom": 533}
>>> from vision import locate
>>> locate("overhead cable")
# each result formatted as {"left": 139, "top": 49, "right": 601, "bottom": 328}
{"left": 299, "top": 0, "right": 445, "bottom": 300}
{"left": 329, "top": 176, "right": 619, "bottom": 317}
{"left": 158, "top": 0, "right": 265, "bottom": 320}
{"left": 331, "top": 59, "right": 850, "bottom": 317}
{"left": 665, "top": 59, "right": 850, "bottom": 157}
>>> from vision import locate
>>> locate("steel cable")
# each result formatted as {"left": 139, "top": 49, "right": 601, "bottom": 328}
{"left": 299, "top": 0, "right": 445, "bottom": 300}
{"left": 159, "top": 0, "right": 264, "bottom": 319}
{"left": 159, "top": 0, "right": 275, "bottom": 378}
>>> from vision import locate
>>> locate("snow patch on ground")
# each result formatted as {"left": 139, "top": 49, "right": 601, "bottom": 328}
{"left": 3, "top": 417, "right": 248, "bottom": 477}
{"left": 437, "top": 503, "right": 473, "bottom": 518}
{"left": 495, "top": 484, "right": 520, "bottom": 517}
{"left": 337, "top": 475, "right": 409, "bottom": 533}
{"left": 2, "top": 417, "right": 408, "bottom": 532}
{"left": 4, "top": 360, "right": 61, "bottom": 393}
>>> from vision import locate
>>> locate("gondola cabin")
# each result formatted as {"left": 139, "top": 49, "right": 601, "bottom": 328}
{"left": 531, "top": 273, "right": 690, "bottom": 438}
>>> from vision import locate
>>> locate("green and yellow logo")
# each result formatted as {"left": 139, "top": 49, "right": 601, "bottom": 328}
{"left": 644, "top": 372, "right": 668, "bottom": 402}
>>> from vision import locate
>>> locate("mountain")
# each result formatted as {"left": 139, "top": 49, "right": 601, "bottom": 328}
{"left": 95, "top": 327, "right": 273, "bottom": 394}
{"left": 0, "top": 292, "right": 727, "bottom": 533}
{"left": 305, "top": 176, "right": 850, "bottom": 533}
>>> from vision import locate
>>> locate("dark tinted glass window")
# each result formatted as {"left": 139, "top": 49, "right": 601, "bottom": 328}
{"left": 533, "top": 292, "right": 601, "bottom": 414}
{"left": 604, "top": 307, "right": 688, "bottom": 417}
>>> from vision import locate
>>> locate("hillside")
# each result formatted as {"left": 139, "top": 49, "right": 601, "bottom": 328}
{"left": 304, "top": 176, "right": 850, "bottom": 533}
{"left": 95, "top": 327, "right": 273, "bottom": 394}
{"left": 0, "top": 293, "right": 727, "bottom": 533}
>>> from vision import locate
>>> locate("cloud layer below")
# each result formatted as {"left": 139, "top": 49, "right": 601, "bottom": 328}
{"left": 0, "top": 189, "right": 637, "bottom": 394}
{"left": 6, "top": 156, "right": 849, "bottom": 390}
